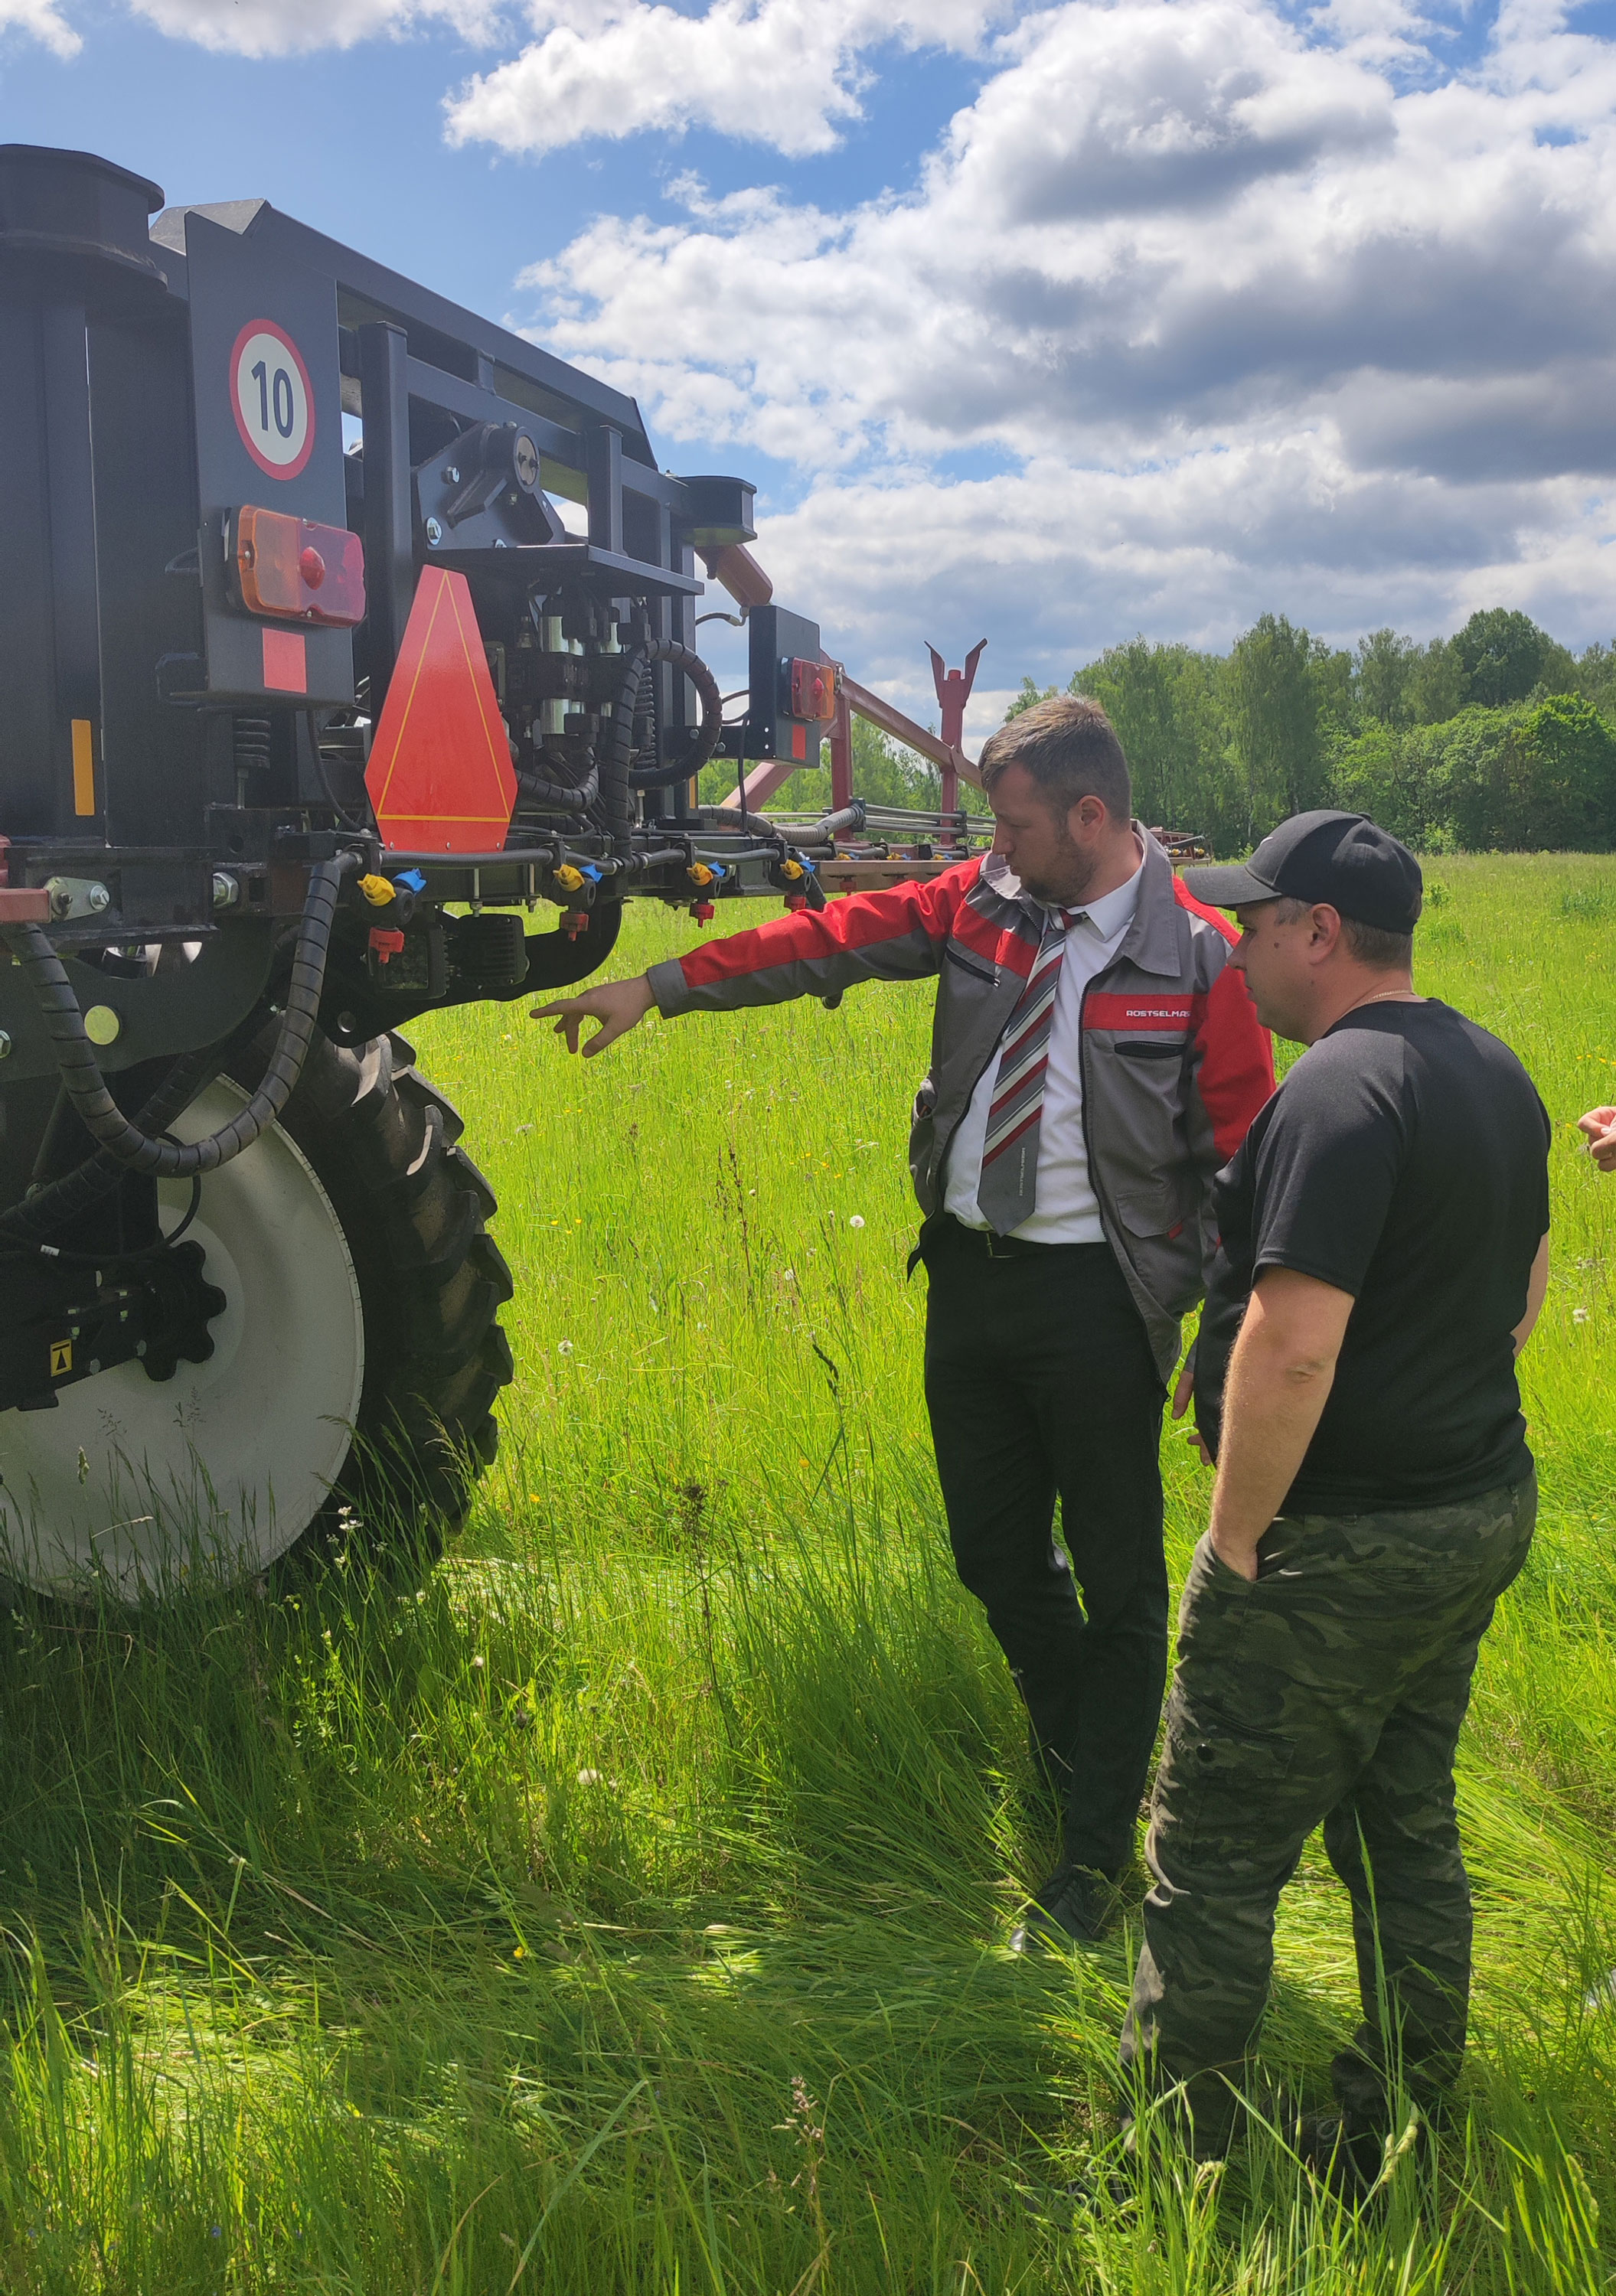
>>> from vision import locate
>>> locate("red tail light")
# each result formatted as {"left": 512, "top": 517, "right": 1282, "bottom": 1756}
{"left": 786, "top": 656, "right": 837, "bottom": 722}
{"left": 232, "top": 507, "right": 366, "bottom": 627}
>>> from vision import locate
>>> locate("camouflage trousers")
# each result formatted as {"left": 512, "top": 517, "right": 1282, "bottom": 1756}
{"left": 1118, "top": 1473, "right": 1536, "bottom": 2156}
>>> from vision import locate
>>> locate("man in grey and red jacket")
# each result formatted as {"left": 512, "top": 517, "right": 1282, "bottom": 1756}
{"left": 534, "top": 694, "right": 1274, "bottom": 1943}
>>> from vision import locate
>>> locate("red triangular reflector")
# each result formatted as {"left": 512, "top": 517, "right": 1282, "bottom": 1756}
{"left": 366, "top": 567, "right": 517, "bottom": 852}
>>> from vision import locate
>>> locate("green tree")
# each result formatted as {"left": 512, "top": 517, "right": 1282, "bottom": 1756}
{"left": 1072, "top": 638, "right": 1211, "bottom": 830}
{"left": 1226, "top": 613, "right": 1327, "bottom": 839}
{"left": 1330, "top": 723, "right": 1435, "bottom": 849}
{"left": 1454, "top": 608, "right": 1548, "bottom": 707}
{"left": 1355, "top": 629, "right": 1418, "bottom": 728}
{"left": 1424, "top": 697, "right": 1616, "bottom": 850}
{"left": 1005, "top": 674, "right": 1057, "bottom": 721}
{"left": 1407, "top": 638, "right": 1469, "bottom": 726}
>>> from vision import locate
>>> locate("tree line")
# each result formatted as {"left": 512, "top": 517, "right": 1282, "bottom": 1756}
{"left": 698, "top": 608, "right": 1616, "bottom": 853}
{"left": 1012, "top": 608, "right": 1616, "bottom": 855}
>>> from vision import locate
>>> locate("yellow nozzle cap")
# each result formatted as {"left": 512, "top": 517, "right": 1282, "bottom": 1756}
{"left": 553, "top": 863, "right": 586, "bottom": 892}
{"left": 357, "top": 873, "right": 396, "bottom": 906}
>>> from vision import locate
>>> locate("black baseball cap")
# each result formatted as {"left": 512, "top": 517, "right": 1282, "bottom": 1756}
{"left": 1182, "top": 810, "right": 1423, "bottom": 933}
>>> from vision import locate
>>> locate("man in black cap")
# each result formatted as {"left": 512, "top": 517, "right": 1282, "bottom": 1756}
{"left": 1117, "top": 810, "right": 1551, "bottom": 2182}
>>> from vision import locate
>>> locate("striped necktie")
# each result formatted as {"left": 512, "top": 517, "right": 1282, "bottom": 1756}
{"left": 976, "top": 906, "right": 1087, "bottom": 1235}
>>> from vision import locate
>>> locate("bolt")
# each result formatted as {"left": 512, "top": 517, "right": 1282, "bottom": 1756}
{"left": 425, "top": 517, "right": 443, "bottom": 546}
{"left": 443, "top": 466, "right": 460, "bottom": 484}
{"left": 86, "top": 882, "right": 111, "bottom": 914}
{"left": 0, "top": 1030, "right": 10, "bottom": 1061}
{"left": 211, "top": 871, "right": 240, "bottom": 909}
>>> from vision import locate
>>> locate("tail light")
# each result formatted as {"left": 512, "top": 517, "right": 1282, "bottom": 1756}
{"left": 231, "top": 507, "right": 366, "bottom": 627}
{"left": 784, "top": 656, "right": 837, "bottom": 722}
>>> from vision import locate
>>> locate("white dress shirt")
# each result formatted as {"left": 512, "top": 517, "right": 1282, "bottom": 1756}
{"left": 943, "top": 846, "right": 1144, "bottom": 1244}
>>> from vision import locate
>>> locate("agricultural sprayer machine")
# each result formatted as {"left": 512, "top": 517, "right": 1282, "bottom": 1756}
{"left": 0, "top": 142, "right": 1010, "bottom": 1601}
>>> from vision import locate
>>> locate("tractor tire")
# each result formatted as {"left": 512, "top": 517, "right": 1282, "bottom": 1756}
{"left": 0, "top": 1026, "right": 514, "bottom": 1602}
{"left": 248, "top": 1024, "right": 515, "bottom": 1568}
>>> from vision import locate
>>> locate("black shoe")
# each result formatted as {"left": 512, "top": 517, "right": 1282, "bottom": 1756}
{"left": 1293, "top": 2113, "right": 1399, "bottom": 2202}
{"left": 1010, "top": 1864, "right": 1119, "bottom": 1952}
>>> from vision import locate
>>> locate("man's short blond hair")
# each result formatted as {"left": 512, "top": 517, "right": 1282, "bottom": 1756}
{"left": 978, "top": 694, "right": 1132, "bottom": 822}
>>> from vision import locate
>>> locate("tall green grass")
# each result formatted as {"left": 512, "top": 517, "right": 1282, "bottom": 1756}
{"left": 0, "top": 853, "right": 1612, "bottom": 2289}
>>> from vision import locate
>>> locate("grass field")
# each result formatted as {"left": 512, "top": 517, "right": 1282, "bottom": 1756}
{"left": 2, "top": 853, "right": 1615, "bottom": 2291}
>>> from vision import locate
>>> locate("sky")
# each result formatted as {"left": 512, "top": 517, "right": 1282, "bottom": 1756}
{"left": 5, "top": 0, "right": 1616, "bottom": 735}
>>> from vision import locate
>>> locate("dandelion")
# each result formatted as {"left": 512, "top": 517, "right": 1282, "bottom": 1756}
{"left": 781, "top": 1268, "right": 795, "bottom": 1283}
{"left": 558, "top": 1339, "right": 574, "bottom": 1355}
{"left": 512, "top": 1944, "right": 526, "bottom": 1960}
{"left": 472, "top": 1655, "right": 485, "bottom": 1670}
{"left": 1575, "top": 1306, "right": 1591, "bottom": 1324}
{"left": 848, "top": 1215, "right": 865, "bottom": 1229}
{"left": 577, "top": 1767, "right": 602, "bottom": 1786}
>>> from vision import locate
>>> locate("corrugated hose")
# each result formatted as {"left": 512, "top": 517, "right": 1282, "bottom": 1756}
{"left": 0, "top": 852, "right": 359, "bottom": 1181}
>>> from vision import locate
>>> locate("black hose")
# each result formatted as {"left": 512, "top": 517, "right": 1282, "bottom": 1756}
{"left": 624, "top": 642, "right": 724, "bottom": 791}
{"left": 600, "top": 645, "right": 644, "bottom": 856}
{"left": 515, "top": 756, "right": 599, "bottom": 812}
{"left": 0, "top": 854, "right": 358, "bottom": 1179}
{"left": 0, "top": 1042, "right": 220, "bottom": 1240}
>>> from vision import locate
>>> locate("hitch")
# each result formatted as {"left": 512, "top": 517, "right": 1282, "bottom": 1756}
{"left": 2, "top": 1243, "right": 227, "bottom": 1414}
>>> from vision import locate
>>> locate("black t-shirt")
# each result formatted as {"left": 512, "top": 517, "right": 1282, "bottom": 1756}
{"left": 1195, "top": 1000, "right": 1550, "bottom": 1514}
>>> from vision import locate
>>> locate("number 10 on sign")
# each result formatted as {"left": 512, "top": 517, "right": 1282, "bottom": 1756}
{"left": 230, "top": 319, "right": 315, "bottom": 481}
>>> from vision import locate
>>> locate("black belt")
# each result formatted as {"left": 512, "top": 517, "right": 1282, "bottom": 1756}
{"left": 930, "top": 1214, "right": 1109, "bottom": 1260}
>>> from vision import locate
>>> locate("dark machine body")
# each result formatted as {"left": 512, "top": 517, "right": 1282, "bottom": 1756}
{"left": 1, "top": 142, "right": 955, "bottom": 1596}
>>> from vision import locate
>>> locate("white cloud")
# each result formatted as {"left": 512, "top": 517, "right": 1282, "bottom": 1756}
{"left": 495, "top": 0, "right": 1616, "bottom": 685}
{"left": 446, "top": 0, "right": 998, "bottom": 158}
{"left": 0, "top": 0, "right": 80, "bottom": 56}
{"left": 122, "top": 0, "right": 501, "bottom": 57}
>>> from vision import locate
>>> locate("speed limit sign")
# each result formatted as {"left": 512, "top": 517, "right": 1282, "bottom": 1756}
{"left": 230, "top": 318, "right": 315, "bottom": 480}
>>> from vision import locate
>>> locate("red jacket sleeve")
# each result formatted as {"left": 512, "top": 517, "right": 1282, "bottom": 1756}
{"left": 649, "top": 859, "right": 980, "bottom": 1015}
{"left": 1176, "top": 880, "right": 1275, "bottom": 1163}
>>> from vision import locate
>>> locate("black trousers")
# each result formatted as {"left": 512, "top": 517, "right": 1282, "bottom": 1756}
{"left": 921, "top": 1217, "right": 1170, "bottom": 1877}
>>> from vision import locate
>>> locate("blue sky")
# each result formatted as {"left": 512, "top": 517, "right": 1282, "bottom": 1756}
{"left": 6, "top": 0, "right": 1616, "bottom": 732}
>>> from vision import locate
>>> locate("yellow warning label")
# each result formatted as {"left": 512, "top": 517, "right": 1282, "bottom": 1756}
{"left": 50, "top": 1341, "right": 72, "bottom": 1377}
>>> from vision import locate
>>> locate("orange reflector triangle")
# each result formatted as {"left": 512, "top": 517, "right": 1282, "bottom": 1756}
{"left": 365, "top": 567, "right": 517, "bottom": 852}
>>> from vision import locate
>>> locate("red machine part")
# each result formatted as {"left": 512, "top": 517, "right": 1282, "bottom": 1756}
{"left": 928, "top": 639, "right": 986, "bottom": 831}
{"left": 364, "top": 568, "right": 517, "bottom": 853}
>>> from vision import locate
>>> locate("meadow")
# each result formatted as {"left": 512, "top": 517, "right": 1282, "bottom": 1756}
{"left": 0, "top": 853, "right": 1614, "bottom": 2291}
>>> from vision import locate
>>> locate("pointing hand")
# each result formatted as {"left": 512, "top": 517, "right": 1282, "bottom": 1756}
{"left": 531, "top": 974, "right": 656, "bottom": 1057}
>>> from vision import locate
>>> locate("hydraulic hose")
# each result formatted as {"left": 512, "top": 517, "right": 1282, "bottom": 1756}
{"left": 515, "top": 756, "right": 599, "bottom": 813}
{"left": 0, "top": 853, "right": 359, "bottom": 1180}
{"left": 0, "top": 1042, "right": 220, "bottom": 1240}
{"left": 600, "top": 644, "right": 645, "bottom": 854}
{"left": 624, "top": 642, "right": 724, "bottom": 792}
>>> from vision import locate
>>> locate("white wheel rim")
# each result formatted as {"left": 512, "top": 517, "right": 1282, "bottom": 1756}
{"left": 0, "top": 1080, "right": 365, "bottom": 1600}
